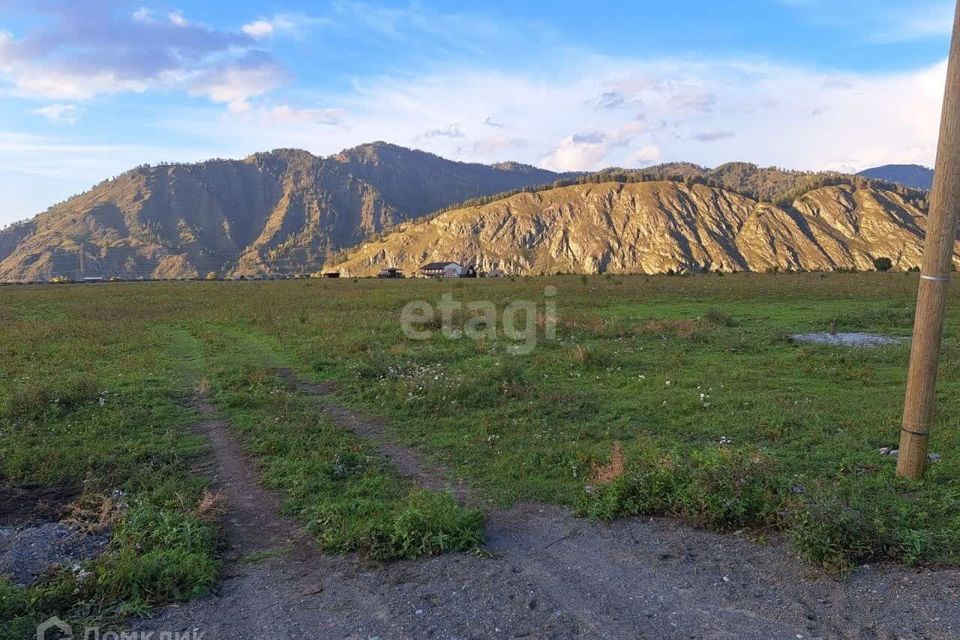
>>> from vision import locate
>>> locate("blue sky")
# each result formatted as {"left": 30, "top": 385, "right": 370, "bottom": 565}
{"left": 0, "top": 0, "right": 953, "bottom": 225}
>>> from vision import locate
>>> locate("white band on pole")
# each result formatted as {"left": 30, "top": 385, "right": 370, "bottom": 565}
{"left": 921, "top": 274, "right": 951, "bottom": 282}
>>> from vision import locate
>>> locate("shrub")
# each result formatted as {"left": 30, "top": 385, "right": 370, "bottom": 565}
{"left": 788, "top": 481, "right": 959, "bottom": 572}
{"left": 789, "top": 494, "right": 894, "bottom": 573}
{"left": 0, "top": 579, "right": 31, "bottom": 623}
{"left": 581, "top": 461, "right": 679, "bottom": 521}
{"left": 679, "top": 448, "right": 782, "bottom": 529}
{"left": 385, "top": 491, "right": 484, "bottom": 559}
{"left": 873, "top": 257, "right": 893, "bottom": 272}
{"left": 305, "top": 487, "right": 483, "bottom": 562}
{"left": 703, "top": 309, "right": 737, "bottom": 328}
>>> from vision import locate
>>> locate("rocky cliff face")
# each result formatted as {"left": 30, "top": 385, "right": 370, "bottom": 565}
{"left": 0, "top": 143, "right": 560, "bottom": 281}
{"left": 329, "top": 181, "right": 948, "bottom": 276}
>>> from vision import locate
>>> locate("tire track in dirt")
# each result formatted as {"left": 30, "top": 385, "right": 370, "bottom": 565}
{"left": 134, "top": 392, "right": 592, "bottom": 640}
{"left": 277, "top": 369, "right": 473, "bottom": 504}
{"left": 159, "top": 398, "right": 392, "bottom": 638}
{"left": 191, "top": 398, "right": 303, "bottom": 557}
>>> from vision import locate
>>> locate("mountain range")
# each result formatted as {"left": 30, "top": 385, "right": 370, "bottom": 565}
{"left": 857, "top": 164, "right": 933, "bottom": 191}
{"left": 0, "top": 143, "right": 560, "bottom": 281}
{"left": 0, "top": 143, "right": 947, "bottom": 281}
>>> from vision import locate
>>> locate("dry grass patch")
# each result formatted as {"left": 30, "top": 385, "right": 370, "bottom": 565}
{"left": 63, "top": 493, "right": 125, "bottom": 535}
{"left": 635, "top": 319, "right": 700, "bottom": 338}
{"left": 589, "top": 443, "right": 626, "bottom": 485}
{"left": 195, "top": 489, "right": 225, "bottom": 523}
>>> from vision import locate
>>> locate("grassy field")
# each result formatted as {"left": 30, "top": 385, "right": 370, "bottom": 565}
{"left": 3, "top": 272, "right": 960, "bottom": 631}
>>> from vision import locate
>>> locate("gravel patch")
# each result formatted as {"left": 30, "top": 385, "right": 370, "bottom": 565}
{"left": 0, "top": 522, "right": 109, "bottom": 587}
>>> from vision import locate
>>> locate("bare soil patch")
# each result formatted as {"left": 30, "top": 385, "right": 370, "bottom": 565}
{"left": 0, "top": 483, "right": 79, "bottom": 526}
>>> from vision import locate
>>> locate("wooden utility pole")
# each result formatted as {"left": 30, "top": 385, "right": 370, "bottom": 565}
{"left": 898, "top": 0, "right": 960, "bottom": 480}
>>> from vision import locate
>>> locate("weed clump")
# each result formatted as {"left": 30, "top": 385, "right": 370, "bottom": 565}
{"left": 703, "top": 309, "right": 738, "bottom": 328}
{"left": 1, "top": 494, "right": 221, "bottom": 632}
{"left": 381, "top": 491, "right": 483, "bottom": 560}
{"left": 570, "top": 343, "right": 615, "bottom": 368}
{"left": 350, "top": 347, "right": 418, "bottom": 380}
{"left": 788, "top": 494, "right": 893, "bottom": 573}
{"left": 92, "top": 501, "right": 220, "bottom": 604}
{"left": 581, "top": 444, "right": 960, "bottom": 573}
{"left": 788, "top": 478, "right": 960, "bottom": 572}
{"left": 580, "top": 445, "right": 782, "bottom": 531}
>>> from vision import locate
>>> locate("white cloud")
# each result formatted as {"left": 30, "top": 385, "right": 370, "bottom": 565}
{"left": 692, "top": 130, "right": 735, "bottom": 142}
{"left": 241, "top": 14, "right": 329, "bottom": 39}
{"left": 0, "top": 6, "right": 282, "bottom": 109}
{"left": 628, "top": 145, "right": 663, "bottom": 166}
{"left": 168, "top": 11, "right": 189, "bottom": 27}
{"left": 541, "top": 136, "right": 613, "bottom": 171}
{"left": 419, "top": 123, "right": 465, "bottom": 140}
{"left": 190, "top": 59, "right": 287, "bottom": 113}
{"left": 541, "top": 119, "right": 647, "bottom": 170}
{"left": 242, "top": 20, "right": 275, "bottom": 38}
{"left": 472, "top": 135, "right": 527, "bottom": 155}
{"left": 2, "top": 65, "right": 150, "bottom": 101}
{"left": 270, "top": 105, "right": 346, "bottom": 125}
{"left": 168, "top": 55, "right": 944, "bottom": 174}
{"left": 31, "top": 104, "right": 80, "bottom": 124}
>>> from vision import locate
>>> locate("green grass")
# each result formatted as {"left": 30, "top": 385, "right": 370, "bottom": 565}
{"left": 1, "top": 271, "right": 959, "bottom": 632}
